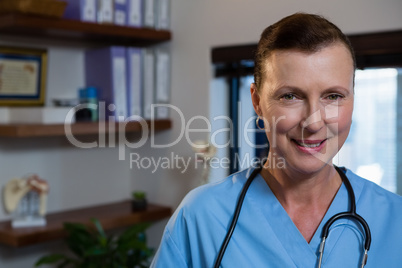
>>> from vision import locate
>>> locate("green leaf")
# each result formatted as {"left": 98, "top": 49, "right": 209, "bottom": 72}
{"left": 57, "top": 259, "right": 75, "bottom": 268}
{"left": 97, "top": 234, "right": 108, "bottom": 247}
{"left": 65, "top": 234, "right": 97, "bottom": 257}
{"left": 132, "top": 191, "right": 146, "bottom": 200}
{"left": 117, "top": 223, "right": 150, "bottom": 244}
{"left": 64, "top": 222, "right": 92, "bottom": 235}
{"left": 84, "top": 246, "right": 108, "bottom": 257}
{"left": 35, "top": 254, "right": 67, "bottom": 266}
{"left": 36, "top": 220, "right": 154, "bottom": 268}
{"left": 91, "top": 218, "right": 106, "bottom": 238}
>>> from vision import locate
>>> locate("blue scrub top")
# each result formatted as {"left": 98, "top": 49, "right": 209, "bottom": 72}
{"left": 151, "top": 168, "right": 402, "bottom": 267}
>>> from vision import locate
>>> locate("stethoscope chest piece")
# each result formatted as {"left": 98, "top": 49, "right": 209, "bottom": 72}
{"left": 318, "top": 166, "right": 371, "bottom": 268}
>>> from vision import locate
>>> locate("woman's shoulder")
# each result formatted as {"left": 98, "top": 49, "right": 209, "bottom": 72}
{"left": 346, "top": 168, "right": 402, "bottom": 205}
{"left": 181, "top": 168, "right": 252, "bottom": 208}
{"left": 166, "top": 168, "right": 253, "bottom": 228}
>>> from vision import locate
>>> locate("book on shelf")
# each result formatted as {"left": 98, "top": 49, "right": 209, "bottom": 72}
{"left": 84, "top": 46, "right": 171, "bottom": 122}
{"left": 126, "top": 47, "right": 143, "bottom": 118}
{"left": 85, "top": 46, "right": 128, "bottom": 121}
{"left": 63, "top": 0, "right": 97, "bottom": 22}
{"left": 62, "top": 0, "right": 170, "bottom": 30}
{"left": 156, "top": 0, "right": 170, "bottom": 30}
{"left": 155, "top": 48, "right": 171, "bottom": 119}
{"left": 97, "top": 0, "right": 114, "bottom": 24}
{"left": 127, "top": 0, "right": 142, "bottom": 28}
{"left": 143, "top": 0, "right": 155, "bottom": 28}
{"left": 114, "top": 0, "right": 128, "bottom": 26}
{"left": 143, "top": 48, "right": 155, "bottom": 120}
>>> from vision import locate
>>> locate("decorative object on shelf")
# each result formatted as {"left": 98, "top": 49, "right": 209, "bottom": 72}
{"left": 35, "top": 218, "right": 153, "bottom": 268}
{"left": 192, "top": 140, "right": 217, "bottom": 184}
{"left": 0, "top": 46, "right": 47, "bottom": 106}
{"left": 0, "top": 0, "right": 67, "bottom": 18}
{"left": 75, "top": 86, "right": 99, "bottom": 122}
{"left": 53, "top": 98, "right": 80, "bottom": 107}
{"left": 131, "top": 191, "right": 147, "bottom": 211}
{"left": 3, "top": 174, "right": 49, "bottom": 228}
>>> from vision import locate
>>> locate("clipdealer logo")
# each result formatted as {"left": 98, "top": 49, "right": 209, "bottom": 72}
{"left": 62, "top": 101, "right": 339, "bottom": 169}
{"left": 63, "top": 102, "right": 269, "bottom": 159}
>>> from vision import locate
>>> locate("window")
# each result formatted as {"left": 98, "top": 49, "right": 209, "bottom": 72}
{"left": 334, "top": 68, "right": 400, "bottom": 193}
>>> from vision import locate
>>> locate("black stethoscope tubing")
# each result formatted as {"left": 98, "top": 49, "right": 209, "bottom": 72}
{"left": 213, "top": 166, "right": 261, "bottom": 268}
{"left": 213, "top": 164, "right": 372, "bottom": 268}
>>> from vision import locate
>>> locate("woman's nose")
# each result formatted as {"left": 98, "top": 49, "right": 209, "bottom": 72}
{"left": 300, "top": 105, "right": 325, "bottom": 133}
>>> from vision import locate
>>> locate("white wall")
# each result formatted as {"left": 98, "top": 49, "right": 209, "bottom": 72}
{"left": 1, "top": 0, "right": 402, "bottom": 267}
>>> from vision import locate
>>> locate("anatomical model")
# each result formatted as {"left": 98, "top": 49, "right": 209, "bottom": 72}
{"left": 3, "top": 175, "right": 49, "bottom": 228}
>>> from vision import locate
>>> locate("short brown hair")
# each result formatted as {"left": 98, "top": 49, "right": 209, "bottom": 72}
{"left": 254, "top": 13, "right": 355, "bottom": 89}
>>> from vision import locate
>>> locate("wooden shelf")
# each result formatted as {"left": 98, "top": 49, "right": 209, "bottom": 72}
{"left": 0, "top": 13, "right": 171, "bottom": 46}
{"left": 0, "top": 201, "right": 172, "bottom": 247}
{"left": 0, "top": 119, "right": 172, "bottom": 138}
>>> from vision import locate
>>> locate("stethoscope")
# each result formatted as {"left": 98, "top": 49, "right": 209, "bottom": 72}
{"left": 213, "top": 163, "right": 372, "bottom": 268}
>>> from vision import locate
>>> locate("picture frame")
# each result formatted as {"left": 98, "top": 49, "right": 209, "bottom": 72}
{"left": 0, "top": 46, "right": 47, "bottom": 106}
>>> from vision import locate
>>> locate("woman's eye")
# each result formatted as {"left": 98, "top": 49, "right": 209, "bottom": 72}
{"left": 327, "top": 94, "right": 342, "bottom": 101}
{"left": 281, "top": 93, "right": 296, "bottom": 101}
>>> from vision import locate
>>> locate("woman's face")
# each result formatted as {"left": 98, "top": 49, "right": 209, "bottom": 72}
{"left": 251, "top": 43, "right": 354, "bottom": 175}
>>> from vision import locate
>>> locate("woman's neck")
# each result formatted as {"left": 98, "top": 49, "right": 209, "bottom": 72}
{"left": 262, "top": 163, "right": 341, "bottom": 206}
{"left": 261, "top": 160, "right": 342, "bottom": 242}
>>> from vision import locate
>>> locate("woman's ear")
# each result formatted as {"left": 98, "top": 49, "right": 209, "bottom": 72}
{"left": 250, "top": 83, "right": 262, "bottom": 116}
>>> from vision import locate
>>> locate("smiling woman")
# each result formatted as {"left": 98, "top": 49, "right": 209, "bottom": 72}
{"left": 251, "top": 43, "right": 354, "bottom": 177}
{"left": 151, "top": 13, "right": 402, "bottom": 268}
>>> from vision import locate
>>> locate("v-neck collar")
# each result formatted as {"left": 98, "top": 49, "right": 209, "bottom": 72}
{"left": 246, "top": 170, "right": 361, "bottom": 267}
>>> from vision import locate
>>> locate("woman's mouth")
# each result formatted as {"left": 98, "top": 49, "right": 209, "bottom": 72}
{"left": 292, "top": 139, "right": 327, "bottom": 153}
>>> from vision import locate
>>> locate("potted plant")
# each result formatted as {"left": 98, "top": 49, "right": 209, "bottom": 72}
{"left": 35, "top": 218, "right": 153, "bottom": 268}
{"left": 131, "top": 191, "right": 147, "bottom": 211}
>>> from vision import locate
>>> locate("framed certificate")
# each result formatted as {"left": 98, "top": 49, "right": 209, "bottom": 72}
{"left": 0, "top": 47, "right": 47, "bottom": 106}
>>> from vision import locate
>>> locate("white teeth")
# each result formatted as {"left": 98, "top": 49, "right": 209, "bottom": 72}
{"left": 298, "top": 142, "right": 321, "bottom": 148}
